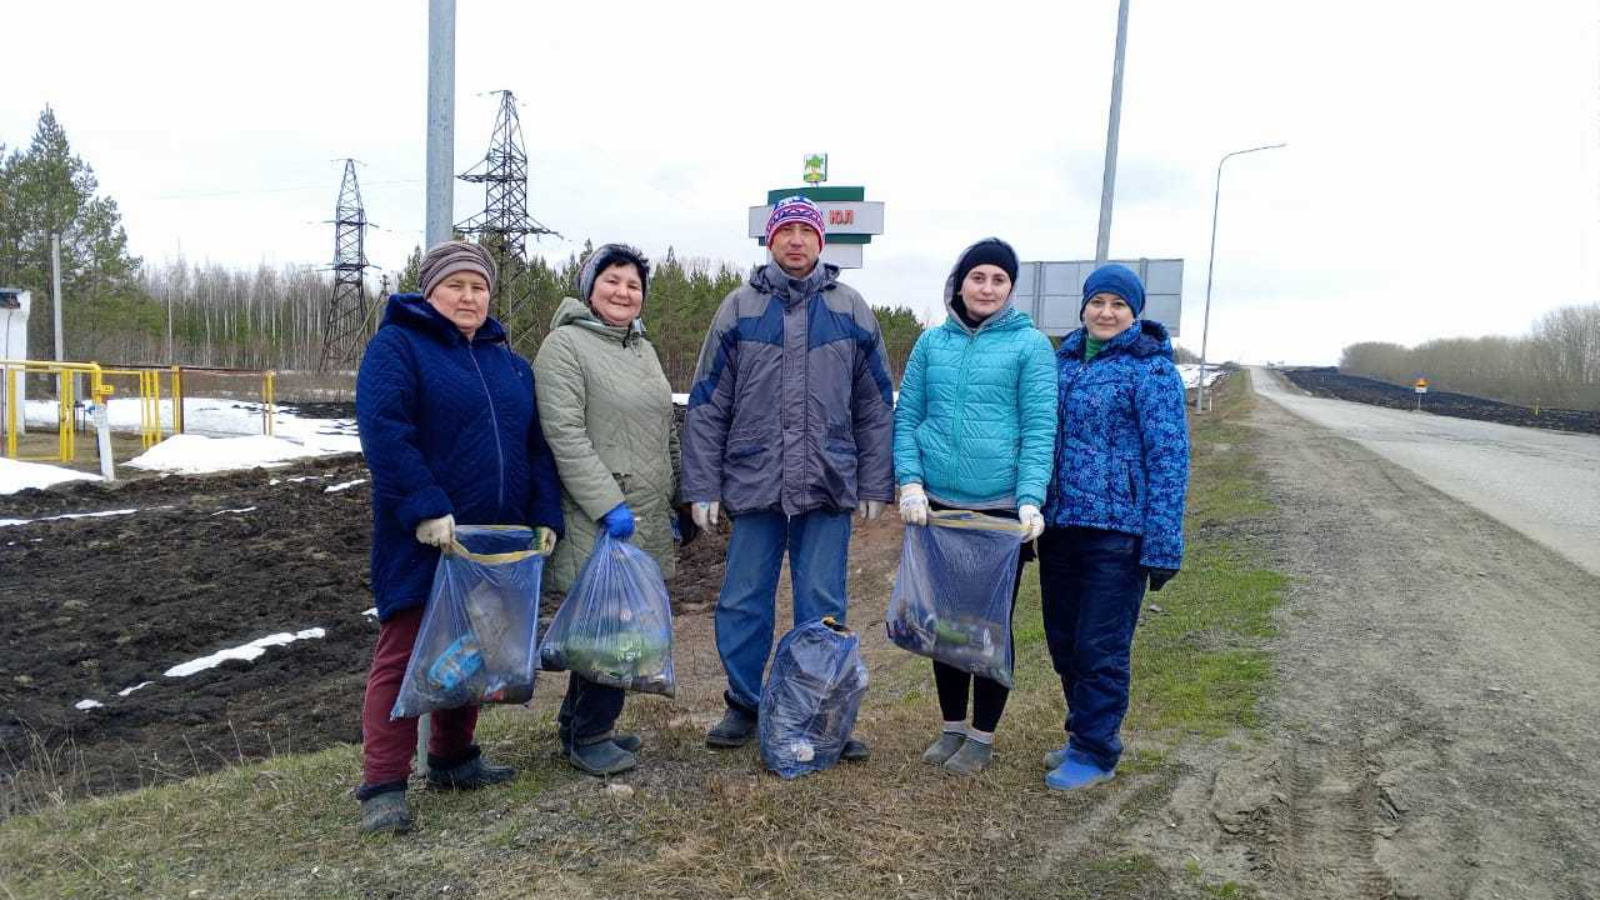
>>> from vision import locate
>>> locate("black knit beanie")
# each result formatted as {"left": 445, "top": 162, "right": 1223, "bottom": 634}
{"left": 954, "top": 238, "right": 1020, "bottom": 289}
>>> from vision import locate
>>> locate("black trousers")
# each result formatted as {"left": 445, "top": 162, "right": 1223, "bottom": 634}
{"left": 929, "top": 501, "right": 1033, "bottom": 733}
{"left": 557, "top": 673, "right": 625, "bottom": 749}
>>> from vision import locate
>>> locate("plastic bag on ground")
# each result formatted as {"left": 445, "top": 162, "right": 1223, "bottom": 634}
{"left": 392, "top": 526, "right": 545, "bottom": 719}
{"left": 885, "top": 509, "right": 1026, "bottom": 689}
{"left": 539, "top": 531, "right": 675, "bottom": 696}
{"left": 759, "top": 617, "right": 870, "bottom": 779}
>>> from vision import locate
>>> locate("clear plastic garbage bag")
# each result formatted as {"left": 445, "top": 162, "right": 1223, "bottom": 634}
{"left": 885, "top": 509, "right": 1027, "bottom": 689}
{"left": 539, "top": 531, "right": 675, "bottom": 697}
{"left": 759, "top": 617, "right": 870, "bottom": 779}
{"left": 392, "top": 525, "right": 545, "bottom": 719}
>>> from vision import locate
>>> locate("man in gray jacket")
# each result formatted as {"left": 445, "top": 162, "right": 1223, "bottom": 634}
{"left": 682, "top": 195, "right": 895, "bottom": 755}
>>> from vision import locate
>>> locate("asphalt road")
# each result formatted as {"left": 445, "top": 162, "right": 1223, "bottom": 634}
{"left": 1252, "top": 367, "right": 1600, "bottom": 578}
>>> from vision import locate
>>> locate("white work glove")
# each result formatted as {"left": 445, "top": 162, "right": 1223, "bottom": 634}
{"left": 415, "top": 514, "right": 456, "bottom": 549}
{"left": 535, "top": 526, "right": 557, "bottom": 555}
{"left": 898, "top": 484, "right": 929, "bottom": 526}
{"left": 692, "top": 500, "right": 720, "bottom": 529}
{"left": 1019, "top": 504, "right": 1045, "bottom": 541}
{"left": 861, "top": 500, "right": 885, "bottom": 521}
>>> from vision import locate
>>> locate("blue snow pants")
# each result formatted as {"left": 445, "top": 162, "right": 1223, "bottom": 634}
{"left": 1037, "top": 525, "right": 1148, "bottom": 770}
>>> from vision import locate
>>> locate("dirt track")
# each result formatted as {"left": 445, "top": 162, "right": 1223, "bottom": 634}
{"left": 1155, "top": 372, "right": 1600, "bottom": 898}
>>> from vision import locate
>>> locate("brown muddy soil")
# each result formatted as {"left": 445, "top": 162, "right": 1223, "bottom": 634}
{"left": 0, "top": 453, "right": 731, "bottom": 807}
{"left": 1281, "top": 367, "right": 1600, "bottom": 435}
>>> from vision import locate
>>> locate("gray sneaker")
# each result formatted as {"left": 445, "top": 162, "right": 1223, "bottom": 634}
{"left": 943, "top": 738, "right": 994, "bottom": 775}
{"left": 359, "top": 790, "right": 412, "bottom": 835}
{"left": 560, "top": 732, "right": 643, "bottom": 758}
{"left": 921, "top": 732, "right": 967, "bottom": 766}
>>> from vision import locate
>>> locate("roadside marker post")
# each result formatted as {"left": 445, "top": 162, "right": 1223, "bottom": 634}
{"left": 1414, "top": 378, "right": 1428, "bottom": 412}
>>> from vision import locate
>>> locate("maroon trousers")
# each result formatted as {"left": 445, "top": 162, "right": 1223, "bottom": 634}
{"left": 361, "top": 605, "right": 479, "bottom": 787}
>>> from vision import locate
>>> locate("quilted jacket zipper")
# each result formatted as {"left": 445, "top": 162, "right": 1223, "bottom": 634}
{"left": 466, "top": 340, "right": 506, "bottom": 513}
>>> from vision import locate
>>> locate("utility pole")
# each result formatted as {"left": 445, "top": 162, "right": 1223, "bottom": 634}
{"left": 426, "top": 0, "right": 456, "bottom": 247}
{"left": 458, "top": 89, "right": 560, "bottom": 351}
{"left": 51, "top": 233, "right": 64, "bottom": 361}
{"left": 1094, "top": 0, "right": 1131, "bottom": 264}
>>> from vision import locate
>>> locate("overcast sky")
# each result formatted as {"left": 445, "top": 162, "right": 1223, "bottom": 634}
{"left": 4, "top": 1, "right": 1596, "bottom": 364}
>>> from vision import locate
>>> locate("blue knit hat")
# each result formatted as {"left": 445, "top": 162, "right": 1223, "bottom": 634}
{"left": 1080, "top": 264, "right": 1146, "bottom": 320}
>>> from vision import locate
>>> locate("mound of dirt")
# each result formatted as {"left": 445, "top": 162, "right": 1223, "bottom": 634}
{"left": 1280, "top": 368, "right": 1599, "bottom": 435}
{"left": 0, "top": 452, "right": 731, "bottom": 806}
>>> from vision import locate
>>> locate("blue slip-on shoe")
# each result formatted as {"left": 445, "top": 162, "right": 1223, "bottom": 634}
{"left": 1045, "top": 752, "right": 1115, "bottom": 792}
{"left": 1043, "top": 743, "right": 1071, "bottom": 770}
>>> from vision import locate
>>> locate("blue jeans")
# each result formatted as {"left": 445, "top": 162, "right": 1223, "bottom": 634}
{"left": 715, "top": 509, "right": 853, "bottom": 714}
{"left": 1037, "top": 526, "right": 1147, "bottom": 770}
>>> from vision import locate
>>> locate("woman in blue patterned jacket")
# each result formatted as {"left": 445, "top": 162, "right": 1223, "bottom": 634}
{"left": 893, "top": 238, "right": 1056, "bottom": 775}
{"left": 1039, "top": 263, "right": 1190, "bottom": 791}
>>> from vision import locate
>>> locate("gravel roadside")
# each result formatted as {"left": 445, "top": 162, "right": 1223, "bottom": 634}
{"left": 1201, "top": 374, "right": 1600, "bottom": 898}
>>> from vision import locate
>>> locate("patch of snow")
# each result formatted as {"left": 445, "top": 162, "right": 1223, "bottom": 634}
{"left": 209, "top": 507, "right": 258, "bottom": 516}
{"left": 269, "top": 474, "right": 329, "bottom": 486}
{"left": 126, "top": 434, "right": 334, "bottom": 475}
{"left": 0, "top": 507, "right": 138, "bottom": 528}
{"left": 1177, "top": 364, "right": 1227, "bottom": 390}
{"left": 163, "top": 628, "right": 328, "bottom": 678}
{"left": 0, "top": 457, "right": 100, "bottom": 496}
{"left": 118, "top": 681, "right": 154, "bottom": 697}
{"left": 75, "top": 699, "right": 104, "bottom": 711}
{"left": 362, "top": 607, "right": 378, "bottom": 618}
{"left": 324, "top": 478, "right": 367, "bottom": 494}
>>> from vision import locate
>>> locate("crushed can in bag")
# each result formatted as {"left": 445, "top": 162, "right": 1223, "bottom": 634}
{"left": 391, "top": 525, "right": 545, "bottom": 719}
{"left": 885, "top": 509, "right": 1026, "bottom": 689}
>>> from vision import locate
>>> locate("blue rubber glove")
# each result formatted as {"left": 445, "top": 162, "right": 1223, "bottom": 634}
{"left": 599, "top": 503, "right": 635, "bottom": 539}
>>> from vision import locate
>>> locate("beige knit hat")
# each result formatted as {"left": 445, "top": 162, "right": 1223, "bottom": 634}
{"left": 419, "top": 240, "right": 497, "bottom": 299}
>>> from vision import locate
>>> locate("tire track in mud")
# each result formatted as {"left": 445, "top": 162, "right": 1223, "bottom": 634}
{"left": 1274, "top": 738, "right": 1392, "bottom": 899}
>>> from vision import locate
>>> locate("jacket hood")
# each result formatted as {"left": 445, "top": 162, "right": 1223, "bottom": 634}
{"left": 549, "top": 295, "right": 645, "bottom": 341}
{"left": 750, "top": 260, "right": 840, "bottom": 299}
{"left": 942, "top": 238, "right": 1025, "bottom": 336}
{"left": 1059, "top": 318, "right": 1173, "bottom": 361}
{"left": 381, "top": 293, "right": 507, "bottom": 344}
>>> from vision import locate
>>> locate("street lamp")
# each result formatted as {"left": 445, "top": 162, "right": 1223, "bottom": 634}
{"left": 1194, "top": 142, "right": 1285, "bottom": 413}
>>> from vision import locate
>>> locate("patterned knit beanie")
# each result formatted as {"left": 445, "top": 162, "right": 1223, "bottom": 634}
{"left": 764, "top": 196, "right": 826, "bottom": 249}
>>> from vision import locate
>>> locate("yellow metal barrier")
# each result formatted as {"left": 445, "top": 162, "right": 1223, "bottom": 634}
{"left": 1, "top": 360, "right": 107, "bottom": 463}
{"left": 1, "top": 359, "right": 280, "bottom": 463}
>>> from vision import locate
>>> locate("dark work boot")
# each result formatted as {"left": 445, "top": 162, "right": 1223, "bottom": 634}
{"left": 705, "top": 706, "right": 758, "bottom": 748}
{"left": 568, "top": 736, "right": 638, "bottom": 776}
{"left": 426, "top": 747, "right": 515, "bottom": 791}
{"left": 841, "top": 737, "right": 871, "bottom": 762}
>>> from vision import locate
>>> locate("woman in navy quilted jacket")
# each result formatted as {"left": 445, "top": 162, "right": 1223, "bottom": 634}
{"left": 352, "top": 240, "right": 564, "bottom": 834}
{"left": 892, "top": 238, "right": 1056, "bottom": 774}
{"left": 1039, "top": 263, "right": 1190, "bottom": 791}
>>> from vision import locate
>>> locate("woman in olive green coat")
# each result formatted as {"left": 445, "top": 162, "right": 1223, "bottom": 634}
{"left": 534, "top": 243, "right": 677, "bottom": 777}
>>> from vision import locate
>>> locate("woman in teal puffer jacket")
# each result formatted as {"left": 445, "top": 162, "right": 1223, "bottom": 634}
{"left": 893, "top": 238, "right": 1056, "bottom": 774}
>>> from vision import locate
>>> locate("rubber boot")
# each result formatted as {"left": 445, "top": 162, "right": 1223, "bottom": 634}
{"left": 426, "top": 748, "right": 515, "bottom": 790}
{"left": 942, "top": 738, "right": 993, "bottom": 775}
{"left": 568, "top": 736, "right": 637, "bottom": 776}
{"left": 358, "top": 788, "right": 412, "bottom": 835}
{"left": 922, "top": 732, "right": 966, "bottom": 766}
